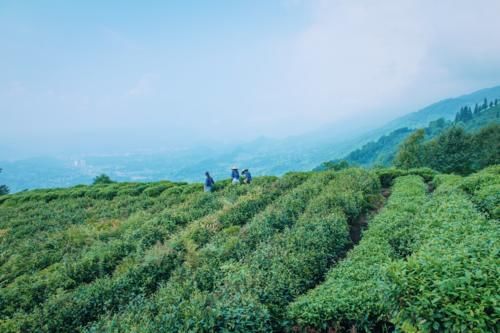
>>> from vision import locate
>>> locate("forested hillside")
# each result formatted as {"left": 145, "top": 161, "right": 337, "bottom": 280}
{"left": 371, "top": 86, "right": 500, "bottom": 136}
{"left": 0, "top": 164, "right": 498, "bottom": 332}
{"left": 318, "top": 100, "right": 500, "bottom": 169}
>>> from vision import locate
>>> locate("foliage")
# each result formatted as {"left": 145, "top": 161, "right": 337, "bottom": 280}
{"left": 374, "top": 167, "right": 436, "bottom": 188}
{"left": 319, "top": 101, "right": 499, "bottom": 170}
{"left": 0, "top": 166, "right": 498, "bottom": 333}
{"left": 0, "top": 168, "right": 9, "bottom": 195}
{"left": 0, "top": 185, "right": 8, "bottom": 196}
{"left": 455, "top": 105, "right": 473, "bottom": 122}
{"left": 435, "top": 165, "right": 500, "bottom": 219}
{"left": 387, "top": 184, "right": 498, "bottom": 332}
{"left": 287, "top": 169, "right": 499, "bottom": 332}
{"left": 86, "top": 169, "right": 381, "bottom": 333}
{"left": 470, "top": 124, "right": 500, "bottom": 172}
{"left": 92, "top": 174, "right": 114, "bottom": 185}
{"left": 395, "top": 123, "right": 499, "bottom": 175}
{"left": 425, "top": 126, "right": 473, "bottom": 174}
{"left": 287, "top": 175, "right": 428, "bottom": 331}
{"left": 393, "top": 129, "right": 426, "bottom": 169}
{"left": 344, "top": 127, "right": 414, "bottom": 167}
{"left": 314, "top": 159, "right": 349, "bottom": 171}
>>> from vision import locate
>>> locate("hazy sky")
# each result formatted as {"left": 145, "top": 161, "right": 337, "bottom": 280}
{"left": 2, "top": 0, "right": 500, "bottom": 157}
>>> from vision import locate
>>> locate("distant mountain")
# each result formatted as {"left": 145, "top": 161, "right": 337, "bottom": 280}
{"left": 1, "top": 85, "right": 499, "bottom": 192}
{"left": 359, "top": 85, "right": 500, "bottom": 143}
{"left": 317, "top": 102, "right": 500, "bottom": 169}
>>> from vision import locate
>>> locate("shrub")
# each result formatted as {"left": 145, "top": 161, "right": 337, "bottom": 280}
{"left": 286, "top": 175, "right": 428, "bottom": 332}
{"left": 472, "top": 184, "right": 500, "bottom": 219}
{"left": 142, "top": 183, "right": 172, "bottom": 197}
{"left": 387, "top": 190, "right": 498, "bottom": 332}
{"left": 0, "top": 184, "right": 9, "bottom": 196}
{"left": 11, "top": 180, "right": 272, "bottom": 332}
{"left": 375, "top": 167, "right": 436, "bottom": 187}
{"left": 288, "top": 170, "right": 499, "bottom": 332}
{"left": 93, "top": 174, "right": 114, "bottom": 185}
{"left": 82, "top": 171, "right": 336, "bottom": 332}
{"left": 120, "top": 169, "right": 381, "bottom": 332}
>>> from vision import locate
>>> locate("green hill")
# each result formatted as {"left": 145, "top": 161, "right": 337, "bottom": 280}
{"left": 369, "top": 86, "right": 500, "bottom": 137}
{"left": 319, "top": 102, "right": 500, "bottom": 169}
{"left": 0, "top": 164, "right": 498, "bottom": 332}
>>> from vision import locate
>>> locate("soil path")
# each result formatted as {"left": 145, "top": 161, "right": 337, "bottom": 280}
{"left": 348, "top": 187, "right": 391, "bottom": 245}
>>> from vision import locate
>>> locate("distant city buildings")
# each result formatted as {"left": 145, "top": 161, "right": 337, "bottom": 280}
{"left": 73, "top": 160, "right": 87, "bottom": 168}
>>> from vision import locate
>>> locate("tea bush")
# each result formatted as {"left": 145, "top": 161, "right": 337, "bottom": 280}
{"left": 1, "top": 174, "right": 308, "bottom": 333}
{"left": 288, "top": 170, "right": 499, "bottom": 332}
{"left": 89, "top": 169, "right": 381, "bottom": 332}
{"left": 1, "top": 166, "right": 497, "bottom": 333}
{"left": 0, "top": 184, "right": 206, "bottom": 318}
{"left": 387, "top": 188, "right": 499, "bottom": 332}
{"left": 286, "top": 175, "right": 428, "bottom": 332}
{"left": 375, "top": 167, "right": 436, "bottom": 187}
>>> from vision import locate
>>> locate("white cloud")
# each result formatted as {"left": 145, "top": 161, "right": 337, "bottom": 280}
{"left": 271, "top": 0, "right": 500, "bottom": 125}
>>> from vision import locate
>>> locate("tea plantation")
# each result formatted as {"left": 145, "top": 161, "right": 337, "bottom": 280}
{"left": 0, "top": 166, "right": 498, "bottom": 332}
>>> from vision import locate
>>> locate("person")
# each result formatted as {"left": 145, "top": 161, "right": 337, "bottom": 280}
{"left": 204, "top": 171, "right": 215, "bottom": 192}
{"left": 231, "top": 167, "right": 240, "bottom": 185}
{"left": 242, "top": 168, "right": 252, "bottom": 184}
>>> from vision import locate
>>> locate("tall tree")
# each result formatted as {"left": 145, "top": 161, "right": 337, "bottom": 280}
{"left": 464, "top": 106, "right": 473, "bottom": 122}
{"left": 482, "top": 98, "right": 488, "bottom": 110}
{"left": 455, "top": 107, "right": 473, "bottom": 123}
{"left": 0, "top": 168, "right": 9, "bottom": 195}
{"left": 393, "top": 129, "right": 426, "bottom": 169}
{"left": 426, "top": 126, "right": 472, "bottom": 175}
{"left": 470, "top": 124, "right": 500, "bottom": 171}
{"left": 93, "top": 174, "right": 114, "bottom": 185}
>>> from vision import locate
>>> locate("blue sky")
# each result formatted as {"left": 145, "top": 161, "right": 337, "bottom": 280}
{"left": 2, "top": 0, "right": 500, "bottom": 157}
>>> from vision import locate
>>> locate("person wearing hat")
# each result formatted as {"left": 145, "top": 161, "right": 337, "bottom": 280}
{"left": 204, "top": 171, "right": 215, "bottom": 192}
{"left": 231, "top": 166, "right": 240, "bottom": 185}
{"left": 242, "top": 168, "right": 252, "bottom": 184}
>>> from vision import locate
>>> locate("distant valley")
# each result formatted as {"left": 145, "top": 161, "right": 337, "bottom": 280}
{"left": 1, "top": 85, "right": 500, "bottom": 192}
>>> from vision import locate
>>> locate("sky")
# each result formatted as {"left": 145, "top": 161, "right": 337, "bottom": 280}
{"left": 1, "top": 0, "right": 500, "bottom": 158}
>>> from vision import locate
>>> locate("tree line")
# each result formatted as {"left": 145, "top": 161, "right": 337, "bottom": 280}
{"left": 456, "top": 98, "right": 498, "bottom": 122}
{"left": 394, "top": 123, "right": 499, "bottom": 174}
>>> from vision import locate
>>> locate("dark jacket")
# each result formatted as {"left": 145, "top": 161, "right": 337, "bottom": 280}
{"left": 243, "top": 171, "right": 252, "bottom": 183}
{"left": 205, "top": 176, "right": 215, "bottom": 187}
{"left": 231, "top": 169, "right": 240, "bottom": 179}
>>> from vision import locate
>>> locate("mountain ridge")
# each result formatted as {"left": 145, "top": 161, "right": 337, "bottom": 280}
{"left": 1, "top": 85, "right": 499, "bottom": 192}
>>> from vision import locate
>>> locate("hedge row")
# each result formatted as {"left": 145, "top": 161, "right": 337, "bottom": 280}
{"left": 2, "top": 174, "right": 306, "bottom": 332}
{"left": 288, "top": 170, "right": 499, "bottom": 332}
{"left": 374, "top": 167, "right": 436, "bottom": 188}
{"left": 173, "top": 168, "right": 380, "bottom": 332}
{"left": 387, "top": 182, "right": 498, "bottom": 332}
{"left": 287, "top": 175, "right": 428, "bottom": 332}
{"left": 453, "top": 165, "right": 499, "bottom": 219}
{"left": 0, "top": 183, "right": 204, "bottom": 284}
{"left": 89, "top": 168, "right": 381, "bottom": 332}
{"left": 0, "top": 185, "right": 235, "bottom": 332}
{"left": 0, "top": 180, "right": 193, "bottom": 205}
{"left": 86, "top": 170, "right": 335, "bottom": 332}
{"left": 0, "top": 185, "right": 216, "bottom": 318}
